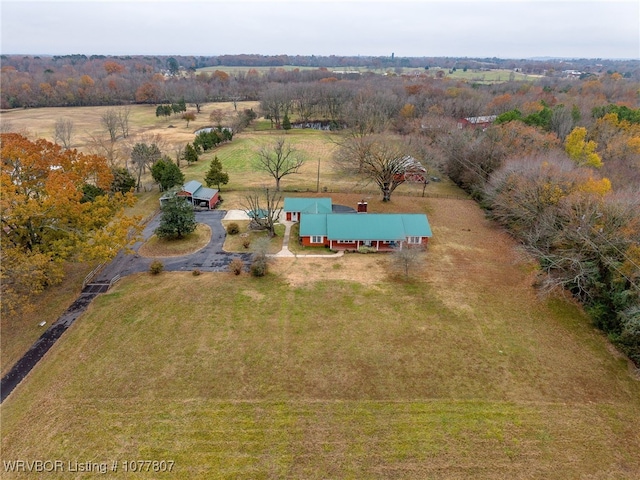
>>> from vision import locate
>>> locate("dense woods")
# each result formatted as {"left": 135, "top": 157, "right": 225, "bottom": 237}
{"left": 1, "top": 53, "right": 639, "bottom": 364}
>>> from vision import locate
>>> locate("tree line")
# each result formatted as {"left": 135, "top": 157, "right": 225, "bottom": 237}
{"left": 2, "top": 54, "right": 638, "bottom": 109}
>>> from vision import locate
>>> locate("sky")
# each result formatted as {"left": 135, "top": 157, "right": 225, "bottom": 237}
{"left": 1, "top": 0, "right": 639, "bottom": 59}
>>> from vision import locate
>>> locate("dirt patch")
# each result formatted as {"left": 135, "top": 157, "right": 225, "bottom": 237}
{"left": 270, "top": 254, "right": 389, "bottom": 288}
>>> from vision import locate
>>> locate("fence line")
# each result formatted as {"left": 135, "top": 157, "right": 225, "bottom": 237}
{"left": 277, "top": 186, "right": 470, "bottom": 201}
{"left": 82, "top": 262, "right": 105, "bottom": 288}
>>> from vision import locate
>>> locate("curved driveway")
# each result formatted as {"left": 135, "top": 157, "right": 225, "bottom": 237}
{"left": 94, "top": 210, "right": 251, "bottom": 283}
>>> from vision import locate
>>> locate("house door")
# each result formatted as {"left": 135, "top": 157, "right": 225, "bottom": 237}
{"left": 291, "top": 212, "right": 298, "bottom": 222}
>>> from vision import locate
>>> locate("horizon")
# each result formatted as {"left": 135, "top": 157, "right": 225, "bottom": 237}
{"left": 2, "top": 1, "right": 638, "bottom": 60}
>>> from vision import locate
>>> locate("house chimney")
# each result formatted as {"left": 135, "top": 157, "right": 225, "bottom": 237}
{"left": 357, "top": 200, "right": 368, "bottom": 213}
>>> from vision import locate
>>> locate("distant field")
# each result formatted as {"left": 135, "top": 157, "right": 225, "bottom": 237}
{"left": 197, "top": 65, "right": 540, "bottom": 83}
{"left": 2, "top": 194, "right": 639, "bottom": 478}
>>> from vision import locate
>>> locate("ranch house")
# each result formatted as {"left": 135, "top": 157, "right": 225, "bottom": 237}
{"left": 285, "top": 197, "right": 432, "bottom": 251}
{"left": 300, "top": 213, "right": 431, "bottom": 251}
{"left": 159, "top": 180, "right": 219, "bottom": 210}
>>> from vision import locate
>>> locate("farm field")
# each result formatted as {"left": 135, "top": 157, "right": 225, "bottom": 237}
{"left": 196, "top": 65, "right": 539, "bottom": 83}
{"left": 2, "top": 104, "right": 639, "bottom": 478}
{"left": 2, "top": 192, "right": 639, "bottom": 478}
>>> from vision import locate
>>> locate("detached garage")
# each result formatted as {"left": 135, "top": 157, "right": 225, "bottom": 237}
{"left": 160, "top": 180, "right": 219, "bottom": 210}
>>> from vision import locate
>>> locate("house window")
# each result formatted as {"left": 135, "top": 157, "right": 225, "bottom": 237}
{"left": 311, "top": 235, "right": 323, "bottom": 244}
{"left": 407, "top": 236, "right": 421, "bottom": 244}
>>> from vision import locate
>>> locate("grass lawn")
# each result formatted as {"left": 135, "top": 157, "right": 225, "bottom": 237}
{"left": 221, "top": 220, "right": 285, "bottom": 254}
{"left": 2, "top": 196, "right": 639, "bottom": 479}
{"left": 138, "top": 224, "right": 211, "bottom": 257}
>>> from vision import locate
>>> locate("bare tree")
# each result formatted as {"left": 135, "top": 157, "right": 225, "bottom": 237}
{"left": 53, "top": 118, "right": 74, "bottom": 149}
{"left": 117, "top": 106, "right": 131, "bottom": 139}
{"left": 334, "top": 134, "right": 409, "bottom": 202}
{"left": 185, "top": 84, "right": 207, "bottom": 113}
{"left": 85, "top": 132, "right": 121, "bottom": 167}
{"left": 242, "top": 188, "right": 282, "bottom": 238}
{"left": 209, "top": 109, "right": 225, "bottom": 127}
{"left": 172, "top": 143, "right": 186, "bottom": 167}
{"left": 390, "top": 245, "right": 426, "bottom": 279}
{"left": 101, "top": 108, "right": 119, "bottom": 142}
{"left": 254, "top": 138, "right": 305, "bottom": 191}
{"left": 259, "top": 84, "right": 293, "bottom": 128}
{"left": 131, "top": 142, "right": 162, "bottom": 191}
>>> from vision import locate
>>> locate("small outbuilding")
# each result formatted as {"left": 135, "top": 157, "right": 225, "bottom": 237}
{"left": 160, "top": 180, "right": 219, "bottom": 210}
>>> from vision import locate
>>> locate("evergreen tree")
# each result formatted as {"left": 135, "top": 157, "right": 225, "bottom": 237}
{"left": 204, "top": 156, "right": 229, "bottom": 190}
{"left": 155, "top": 195, "right": 197, "bottom": 239}
{"left": 184, "top": 143, "right": 199, "bottom": 165}
{"left": 151, "top": 156, "right": 185, "bottom": 191}
{"left": 110, "top": 167, "right": 136, "bottom": 194}
{"left": 282, "top": 113, "right": 292, "bottom": 131}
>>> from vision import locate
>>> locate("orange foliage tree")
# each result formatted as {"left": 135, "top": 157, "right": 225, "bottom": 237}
{"left": 0, "top": 133, "right": 141, "bottom": 313}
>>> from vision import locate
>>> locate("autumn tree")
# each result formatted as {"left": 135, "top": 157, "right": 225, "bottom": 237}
{"left": 254, "top": 137, "right": 305, "bottom": 191}
{"left": 484, "top": 154, "right": 639, "bottom": 360}
{"left": 204, "top": 156, "right": 229, "bottom": 190}
{"left": 565, "top": 127, "right": 603, "bottom": 168}
{"left": 182, "top": 111, "right": 196, "bottom": 127}
{"left": 0, "top": 133, "right": 140, "bottom": 314}
{"left": 53, "top": 117, "right": 74, "bottom": 149}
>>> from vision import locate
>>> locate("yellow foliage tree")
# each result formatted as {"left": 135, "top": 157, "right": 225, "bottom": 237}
{"left": 578, "top": 176, "right": 612, "bottom": 196}
{"left": 1, "top": 133, "right": 141, "bottom": 314}
{"left": 565, "top": 127, "right": 603, "bottom": 168}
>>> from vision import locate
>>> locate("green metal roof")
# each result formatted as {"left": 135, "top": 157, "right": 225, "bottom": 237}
{"left": 283, "top": 197, "right": 333, "bottom": 214}
{"left": 300, "top": 214, "right": 328, "bottom": 236}
{"left": 300, "top": 213, "right": 432, "bottom": 240}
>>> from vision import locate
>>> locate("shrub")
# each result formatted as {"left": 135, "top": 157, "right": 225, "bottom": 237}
{"left": 250, "top": 258, "right": 268, "bottom": 277}
{"left": 242, "top": 238, "right": 251, "bottom": 249}
{"left": 227, "top": 222, "right": 240, "bottom": 235}
{"left": 357, "top": 246, "right": 377, "bottom": 254}
{"left": 192, "top": 269, "right": 201, "bottom": 276}
{"left": 229, "top": 258, "right": 244, "bottom": 276}
{"left": 149, "top": 260, "right": 164, "bottom": 275}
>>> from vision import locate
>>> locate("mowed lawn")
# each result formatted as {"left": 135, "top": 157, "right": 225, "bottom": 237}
{"left": 2, "top": 196, "right": 639, "bottom": 479}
